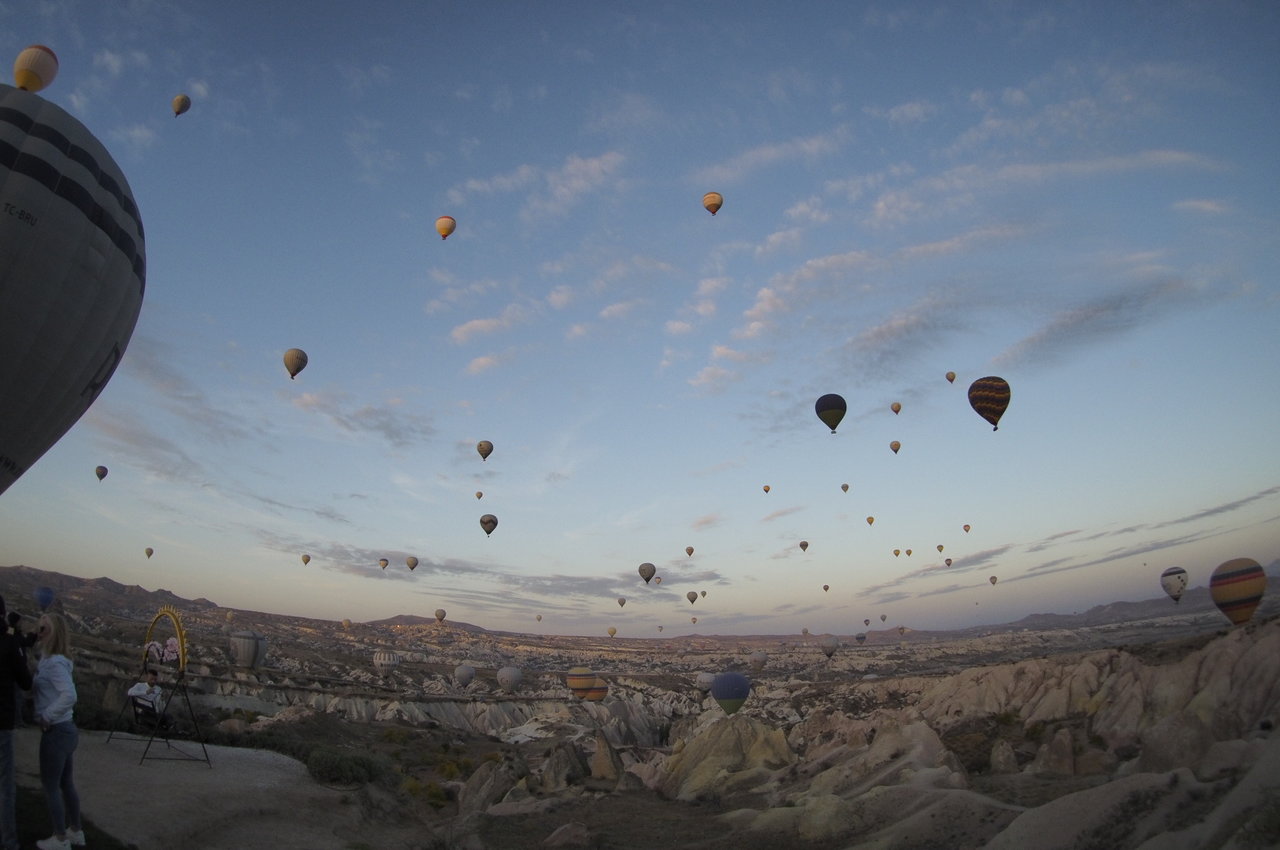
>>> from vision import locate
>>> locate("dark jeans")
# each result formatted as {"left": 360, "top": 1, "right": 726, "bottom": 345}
{"left": 39, "top": 721, "right": 81, "bottom": 835}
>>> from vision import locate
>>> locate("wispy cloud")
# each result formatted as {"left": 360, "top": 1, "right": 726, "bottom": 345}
{"left": 1152, "top": 486, "right": 1280, "bottom": 528}
{"left": 694, "top": 125, "right": 851, "bottom": 184}
{"left": 292, "top": 393, "right": 434, "bottom": 449}
{"left": 450, "top": 303, "right": 530, "bottom": 343}
{"left": 760, "top": 506, "right": 804, "bottom": 522}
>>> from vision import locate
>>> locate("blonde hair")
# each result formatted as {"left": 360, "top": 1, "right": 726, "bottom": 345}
{"left": 38, "top": 612, "right": 71, "bottom": 657}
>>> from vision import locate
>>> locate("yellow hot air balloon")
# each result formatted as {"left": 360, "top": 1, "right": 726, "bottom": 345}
{"left": 475, "top": 491, "right": 483, "bottom": 499}
{"left": 799, "top": 541, "right": 809, "bottom": 552}
{"left": 905, "top": 548, "right": 912, "bottom": 556}
{"left": 435, "top": 215, "right": 456, "bottom": 239}
{"left": 937, "top": 545, "right": 944, "bottom": 553}
{"left": 378, "top": 558, "right": 389, "bottom": 569}
{"left": 702, "top": 192, "right": 723, "bottom": 215}
{"left": 686, "top": 546, "right": 694, "bottom": 557}
{"left": 890, "top": 440, "right": 901, "bottom": 454}
{"left": 607, "top": 627, "right": 617, "bottom": 637}
{"left": 866, "top": 516, "right": 875, "bottom": 526}
{"left": 406, "top": 556, "right": 419, "bottom": 570}
{"left": 946, "top": 371, "right": 956, "bottom": 384}
{"left": 893, "top": 549, "right": 900, "bottom": 557}
{"left": 1210, "top": 557, "right": 1267, "bottom": 625}
{"left": 301, "top": 554, "right": 310, "bottom": 565}
{"left": 145, "top": 547, "right": 154, "bottom": 559}
{"left": 283, "top": 348, "right": 308, "bottom": 379}
{"left": 762, "top": 484, "right": 770, "bottom": 493}
{"left": 477, "top": 440, "right": 493, "bottom": 461}
{"left": 171, "top": 94, "right": 191, "bottom": 117}
{"left": 1, "top": 77, "right": 145, "bottom": 496}
{"left": 13, "top": 45, "right": 58, "bottom": 92}
{"left": 891, "top": 402, "right": 901, "bottom": 415}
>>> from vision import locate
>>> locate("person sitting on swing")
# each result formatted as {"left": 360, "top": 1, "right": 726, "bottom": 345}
{"left": 127, "top": 669, "right": 165, "bottom": 714}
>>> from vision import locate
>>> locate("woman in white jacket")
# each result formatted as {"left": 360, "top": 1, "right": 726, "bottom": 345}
{"left": 32, "top": 613, "right": 84, "bottom": 850}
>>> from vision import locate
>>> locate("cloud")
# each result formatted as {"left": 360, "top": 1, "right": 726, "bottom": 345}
{"left": 466, "top": 355, "right": 502, "bottom": 374}
{"left": 756, "top": 228, "right": 803, "bottom": 256}
{"left": 785, "top": 197, "right": 831, "bottom": 223}
{"left": 691, "top": 513, "right": 723, "bottom": 530}
{"left": 1173, "top": 199, "right": 1228, "bottom": 214}
{"left": 866, "top": 100, "right": 937, "bottom": 124}
{"left": 447, "top": 164, "right": 539, "bottom": 204}
{"left": 450, "top": 303, "right": 530, "bottom": 343}
{"left": 694, "top": 125, "right": 850, "bottom": 185}
{"left": 994, "top": 277, "right": 1197, "bottom": 369}
{"left": 687, "top": 365, "right": 737, "bottom": 393}
{"left": 345, "top": 116, "right": 401, "bottom": 185}
{"left": 760, "top": 506, "right": 804, "bottom": 522}
{"left": 665, "top": 320, "right": 693, "bottom": 335}
{"left": 1152, "top": 486, "right": 1280, "bottom": 528}
{"left": 292, "top": 392, "right": 435, "bottom": 449}
{"left": 524, "top": 152, "right": 626, "bottom": 219}
{"left": 600, "top": 300, "right": 641, "bottom": 320}
{"left": 585, "top": 93, "right": 665, "bottom": 134}
{"left": 108, "top": 125, "right": 157, "bottom": 151}
{"left": 546, "top": 285, "right": 573, "bottom": 309}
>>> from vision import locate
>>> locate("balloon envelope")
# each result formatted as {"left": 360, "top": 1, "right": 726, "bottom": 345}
{"left": 687, "top": 591, "right": 698, "bottom": 605}
{"left": 819, "top": 635, "right": 839, "bottom": 658}
{"left": 34, "top": 586, "right": 54, "bottom": 611}
{"left": 300, "top": 554, "right": 310, "bottom": 565}
{"left": 702, "top": 191, "right": 723, "bottom": 215}
{"left": 13, "top": 46, "right": 58, "bottom": 92}
{"left": 145, "top": 547, "right": 154, "bottom": 559}
{"left": 749, "top": 651, "right": 767, "bottom": 671}
{"left": 95, "top": 466, "right": 108, "bottom": 481}
{"left": 480, "top": 514, "right": 498, "bottom": 536}
{"left": 435, "top": 215, "right": 456, "bottom": 239}
{"left": 1160, "top": 566, "right": 1188, "bottom": 604}
{"left": 372, "top": 649, "right": 400, "bottom": 673}
{"left": 434, "top": 608, "right": 446, "bottom": 623}
{"left": 171, "top": 93, "right": 191, "bottom": 116}
{"left": 968, "top": 376, "right": 1011, "bottom": 430}
{"left": 406, "top": 556, "right": 418, "bottom": 570}
{"left": 584, "top": 677, "right": 608, "bottom": 702}
{"left": 607, "top": 627, "right": 617, "bottom": 637}
{"left": 799, "top": 541, "right": 808, "bottom": 552}
{"left": 496, "top": 666, "right": 522, "bottom": 691}
{"left": 989, "top": 576, "right": 998, "bottom": 585}
{"left": 476, "top": 440, "right": 493, "bottom": 460}
{"left": 229, "top": 631, "right": 267, "bottom": 669}
{"left": 454, "top": 664, "right": 475, "bottom": 686}
{"left": 946, "top": 371, "right": 956, "bottom": 383}
{"left": 638, "top": 562, "right": 656, "bottom": 583}
{"left": 855, "top": 633, "right": 866, "bottom": 644}
{"left": 1209, "top": 558, "right": 1266, "bottom": 625}
{"left": 283, "top": 348, "right": 308, "bottom": 379}
{"left": 814, "top": 393, "right": 847, "bottom": 433}
{"left": 617, "top": 597, "right": 626, "bottom": 608}
{"left": 378, "top": 558, "right": 389, "bottom": 569}
{"left": 686, "top": 546, "right": 694, "bottom": 557}
{"left": 1, "top": 84, "right": 145, "bottom": 496}
{"left": 710, "top": 672, "right": 751, "bottom": 715}
{"left": 566, "top": 666, "right": 595, "bottom": 698}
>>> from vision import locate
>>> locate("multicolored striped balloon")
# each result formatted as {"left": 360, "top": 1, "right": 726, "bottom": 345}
{"left": 968, "top": 376, "right": 1011, "bottom": 430}
{"left": 1209, "top": 557, "right": 1266, "bottom": 625}
{"left": 565, "top": 666, "right": 596, "bottom": 699}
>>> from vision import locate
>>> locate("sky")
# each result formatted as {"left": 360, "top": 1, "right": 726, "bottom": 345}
{"left": 1, "top": 1, "right": 1278, "bottom": 636}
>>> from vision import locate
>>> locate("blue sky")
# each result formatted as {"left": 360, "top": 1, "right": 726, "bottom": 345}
{"left": 2, "top": 1, "right": 1277, "bottom": 635}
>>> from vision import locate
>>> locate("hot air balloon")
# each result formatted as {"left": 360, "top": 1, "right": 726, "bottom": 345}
{"left": 690, "top": 617, "right": 698, "bottom": 624}
{"left": 867, "top": 516, "right": 875, "bottom": 526}
{"left": 145, "top": 548, "right": 154, "bottom": 559}
{"left": 898, "top": 625, "right": 907, "bottom": 636}
{"left": 434, "top": 608, "right": 446, "bottom": 623}
{"left": 406, "top": 556, "right": 419, "bottom": 571}
{"left": 341, "top": 618, "right": 352, "bottom": 631}
{"left": 893, "top": 549, "right": 900, "bottom": 557}
{"left": 694, "top": 672, "right": 716, "bottom": 692}
{"left": 639, "top": 563, "right": 656, "bottom": 584}
{"left": 855, "top": 633, "right": 866, "bottom": 644}
{"left": 964, "top": 524, "right": 971, "bottom": 533}
{"left": 480, "top": 514, "right": 498, "bottom": 536}
{"left": 686, "top": 546, "right": 695, "bottom": 557}
{"left": 535, "top": 614, "right": 543, "bottom": 622}
{"left": 880, "top": 614, "right": 887, "bottom": 622}
{"left": 710, "top": 673, "right": 751, "bottom": 715}
{"left": 989, "top": 576, "right": 998, "bottom": 586}
{"left": 379, "top": 558, "right": 389, "bottom": 569}
{"left": 700, "top": 590, "right": 706, "bottom": 598}
{"left": 799, "top": 541, "right": 809, "bottom": 552}
{"left": 95, "top": 466, "right": 108, "bottom": 482}
{"left": 657, "top": 625, "right": 663, "bottom": 632}
{"left": 1209, "top": 558, "right": 1266, "bottom": 625}
{"left": 476, "top": 440, "right": 493, "bottom": 461}
{"left": 937, "top": 545, "right": 944, "bottom": 553}
{"left": 815, "top": 393, "right": 847, "bottom": 433}
{"left": 475, "top": 491, "right": 483, "bottom": 499}
{"left": 702, "top": 191, "right": 723, "bottom": 215}
{"left": 1160, "top": 567, "right": 1188, "bottom": 604}
{"left": 1, "top": 75, "right": 146, "bottom": 497}
{"left": 435, "top": 215, "right": 456, "bottom": 239}
{"left": 34, "top": 586, "right": 55, "bottom": 612}
{"left": 891, "top": 402, "right": 901, "bottom": 415}
{"left": 842, "top": 483, "right": 849, "bottom": 493}
{"left": 890, "top": 440, "right": 901, "bottom": 454}
{"left": 283, "top": 348, "right": 308, "bottom": 379}
{"left": 968, "top": 376, "right": 1011, "bottom": 430}
{"left": 301, "top": 554, "right": 310, "bottom": 565}
{"left": 454, "top": 664, "right": 475, "bottom": 686}
{"left": 496, "top": 666, "right": 522, "bottom": 692}
{"left": 762, "top": 484, "right": 770, "bottom": 493}
{"left": 864, "top": 619, "right": 871, "bottom": 627}
{"left": 749, "top": 651, "right": 768, "bottom": 672}
{"left": 905, "top": 549, "right": 912, "bottom": 557}
{"left": 819, "top": 635, "right": 839, "bottom": 658}
{"left": 617, "top": 597, "right": 626, "bottom": 608}
{"left": 229, "top": 631, "right": 267, "bottom": 669}
{"left": 372, "top": 649, "right": 400, "bottom": 673}
{"left": 946, "top": 371, "right": 956, "bottom": 384}
{"left": 687, "top": 592, "right": 698, "bottom": 605}
{"left": 822, "top": 584, "right": 829, "bottom": 592}
{"left": 607, "top": 627, "right": 617, "bottom": 637}
{"left": 171, "top": 94, "right": 191, "bottom": 117}
{"left": 14, "top": 46, "right": 58, "bottom": 92}
{"left": 945, "top": 558, "right": 953, "bottom": 567}
{"left": 566, "top": 666, "right": 595, "bottom": 699}
{"left": 801, "top": 628, "right": 810, "bottom": 636}
{"left": 654, "top": 576, "right": 662, "bottom": 585}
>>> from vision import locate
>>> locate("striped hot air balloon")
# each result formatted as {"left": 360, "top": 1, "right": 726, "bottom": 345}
{"left": 1209, "top": 558, "right": 1266, "bottom": 625}
{"left": 968, "top": 376, "right": 1011, "bottom": 430}
{"left": 584, "top": 677, "right": 609, "bottom": 702}
{"left": 565, "top": 666, "right": 595, "bottom": 698}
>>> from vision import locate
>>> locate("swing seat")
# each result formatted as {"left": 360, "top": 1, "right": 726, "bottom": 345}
{"left": 130, "top": 696, "right": 173, "bottom": 735}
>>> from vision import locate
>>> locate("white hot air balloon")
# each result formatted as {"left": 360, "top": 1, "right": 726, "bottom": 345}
{"left": 1, "top": 79, "right": 145, "bottom": 495}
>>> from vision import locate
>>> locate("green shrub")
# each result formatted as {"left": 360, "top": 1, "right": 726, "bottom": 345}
{"left": 307, "top": 746, "right": 389, "bottom": 786}
{"left": 437, "top": 760, "right": 460, "bottom": 780}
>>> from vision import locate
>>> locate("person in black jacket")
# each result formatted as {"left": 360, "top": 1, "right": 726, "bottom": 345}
{"left": 0, "top": 595, "right": 34, "bottom": 850}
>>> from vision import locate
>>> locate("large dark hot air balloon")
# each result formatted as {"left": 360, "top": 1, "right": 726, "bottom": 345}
{"left": 283, "top": 348, "right": 307, "bottom": 379}
{"left": 1209, "top": 558, "right": 1266, "bottom": 625}
{"left": 814, "top": 394, "right": 847, "bottom": 433}
{"left": 968, "top": 376, "right": 1011, "bottom": 430}
{"left": 1, "top": 74, "right": 145, "bottom": 496}
{"left": 638, "top": 563, "right": 656, "bottom": 584}
{"left": 480, "top": 514, "right": 498, "bottom": 536}
{"left": 34, "top": 586, "right": 55, "bottom": 612}
{"left": 94, "top": 466, "right": 108, "bottom": 482}
{"left": 710, "top": 672, "right": 751, "bottom": 715}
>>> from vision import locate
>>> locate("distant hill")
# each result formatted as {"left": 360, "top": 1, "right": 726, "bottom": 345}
{"left": 366, "top": 613, "right": 489, "bottom": 633}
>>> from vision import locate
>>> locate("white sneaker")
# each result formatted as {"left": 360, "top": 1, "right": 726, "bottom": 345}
{"left": 36, "top": 837, "right": 70, "bottom": 850}
{"left": 66, "top": 828, "right": 86, "bottom": 846}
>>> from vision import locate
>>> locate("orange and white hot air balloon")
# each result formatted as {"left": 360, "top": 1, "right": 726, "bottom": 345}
{"left": 702, "top": 192, "right": 723, "bottom": 215}
{"left": 13, "top": 45, "right": 58, "bottom": 92}
{"left": 435, "top": 216, "right": 456, "bottom": 240}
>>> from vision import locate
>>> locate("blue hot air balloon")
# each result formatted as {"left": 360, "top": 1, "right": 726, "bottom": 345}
{"left": 814, "top": 394, "right": 847, "bottom": 434}
{"left": 34, "top": 586, "right": 55, "bottom": 612}
{"left": 710, "top": 672, "right": 751, "bottom": 716}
